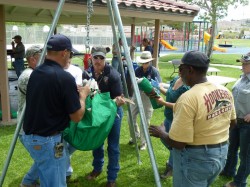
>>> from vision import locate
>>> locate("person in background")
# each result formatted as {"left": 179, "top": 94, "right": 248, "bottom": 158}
{"left": 64, "top": 50, "right": 83, "bottom": 181}
{"left": 111, "top": 38, "right": 123, "bottom": 73}
{"left": 11, "top": 35, "right": 25, "bottom": 78}
{"left": 18, "top": 45, "right": 42, "bottom": 187}
{"left": 149, "top": 51, "right": 236, "bottom": 187}
{"left": 222, "top": 53, "right": 250, "bottom": 187}
{"left": 83, "top": 47, "right": 125, "bottom": 187}
{"left": 64, "top": 51, "right": 83, "bottom": 86}
{"left": 128, "top": 51, "right": 161, "bottom": 150}
{"left": 156, "top": 76, "right": 189, "bottom": 179}
{"left": 142, "top": 38, "right": 153, "bottom": 55}
{"left": 22, "top": 34, "right": 90, "bottom": 187}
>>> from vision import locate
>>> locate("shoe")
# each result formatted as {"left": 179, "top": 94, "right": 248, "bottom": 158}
{"left": 20, "top": 183, "right": 40, "bottom": 187}
{"left": 128, "top": 138, "right": 134, "bottom": 145}
{"left": 160, "top": 166, "right": 173, "bottom": 179}
{"left": 106, "top": 181, "right": 116, "bottom": 187}
{"left": 220, "top": 171, "right": 234, "bottom": 178}
{"left": 223, "top": 181, "right": 237, "bottom": 187}
{"left": 139, "top": 143, "right": 147, "bottom": 150}
{"left": 86, "top": 170, "right": 102, "bottom": 180}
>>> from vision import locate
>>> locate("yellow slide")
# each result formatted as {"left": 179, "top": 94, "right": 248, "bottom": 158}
{"left": 160, "top": 39, "right": 178, "bottom": 50}
{"left": 204, "top": 32, "right": 226, "bottom": 52}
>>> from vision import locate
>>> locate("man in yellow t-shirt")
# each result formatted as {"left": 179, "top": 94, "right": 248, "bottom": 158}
{"left": 149, "top": 50, "right": 236, "bottom": 187}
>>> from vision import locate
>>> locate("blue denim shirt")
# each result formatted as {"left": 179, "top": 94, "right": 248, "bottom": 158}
{"left": 232, "top": 73, "right": 250, "bottom": 118}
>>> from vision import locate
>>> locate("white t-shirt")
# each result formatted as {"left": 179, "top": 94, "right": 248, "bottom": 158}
{"left": 65, "top": 64, "right": 83, "bottom": 85}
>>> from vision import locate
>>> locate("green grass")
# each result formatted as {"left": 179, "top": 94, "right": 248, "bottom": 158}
{"left": 1, "top": 56, "right": 246, "bottom": 186}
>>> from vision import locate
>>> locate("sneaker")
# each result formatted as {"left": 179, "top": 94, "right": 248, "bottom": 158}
{"left": 160, "top": 166, "right": 173, "bottom": 179}
{"left": 86, "top": 170, "right": 102, "bottom": 180}
{"left": 220, "top": 171, "right": 234, "bottom": 178}
{"left": 106, "top": 181, "right": 116, "bottom": 187}
{"left": 223, "top": 181, "right": 237, "bottom": 187}
{"left": 128, "top": 138, "right": 135, "bottom": 145}
{"left": 139, "top": 143, "right": 147, "bottom": 150}
{"left": 20, "top": 183, "right": 40, "bottom": 187}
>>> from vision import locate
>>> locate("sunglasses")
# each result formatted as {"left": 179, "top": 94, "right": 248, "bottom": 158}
{"left": 93, "top": 56, "right": 105, "bottom": 60}
{"left": 178, "top": 64, "right": 190, "bottom": 71}
{"left": 241, "top": 55, "right": 250, "bottom": 61}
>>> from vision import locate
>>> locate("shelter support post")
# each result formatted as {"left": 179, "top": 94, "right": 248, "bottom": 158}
{"left": 0, "top": 5, "right": 11, "bottom": 122}
{"left": 111, "top": 0, "right": 161, "bottom": 186}
{"left": 153, "top": 19, "right": 160, "bottom": 68}
{"left": 106, "top": 0, "right": 141, "bottom": 164}
{"left": 0, "top": 1, "right": 66, "bottom": 186}
{"left": 130, "top": 22, "right": 135, "bottom": 61}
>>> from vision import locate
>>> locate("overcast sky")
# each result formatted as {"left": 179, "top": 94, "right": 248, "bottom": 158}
{"left": 221, "top": 4, "right": 250, "bottom": 21}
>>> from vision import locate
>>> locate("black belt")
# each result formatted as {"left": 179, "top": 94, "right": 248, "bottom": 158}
{"left": 237, "top": 118, "right": 250, "bottom": 125}
{"left": 185, "top": 141, "right": 228, "bottom": 149}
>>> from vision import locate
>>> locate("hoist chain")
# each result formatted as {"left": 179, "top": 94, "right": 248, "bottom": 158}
{"left": 86, "top": 0, "right": 93, "bottom": 53}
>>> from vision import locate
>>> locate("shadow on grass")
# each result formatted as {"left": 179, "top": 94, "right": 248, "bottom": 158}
{"left": 0, "top": 125, "right": 16, "bottom": 137}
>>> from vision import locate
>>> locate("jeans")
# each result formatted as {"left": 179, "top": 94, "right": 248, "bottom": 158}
{"left": 22, "top": 134, "right": 67, "bottom": 187}
{"left": 13, "top": 58, "right": 24, "bottom": 78}
{"left": 111, "top": 57, "right": 122, "bottom": 74}
{"left": 172, "top": 143, "right": 228, "bottom": 187}
{"left": 161, "top": 118, "right": 173, "bottom": 168}
{"left": 66, "top": 143, "right": 76, "bottom": 177}
{"left": 223, "top": 123, "right": 250, "bottom": 187}
{"left": 92, "top": 107, "right": 123, "bottom": 182}
{"left": 19, "top": 135, "right": 39, "bottom": 185}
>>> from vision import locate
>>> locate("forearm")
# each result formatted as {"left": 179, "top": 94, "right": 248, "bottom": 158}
{"left": 159, "top": 132, "right": 186, "bottom": 149}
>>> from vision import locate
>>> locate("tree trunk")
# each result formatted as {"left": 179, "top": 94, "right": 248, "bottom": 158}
{"left": 206, "top": 15, "right": 217, "bottom": 58}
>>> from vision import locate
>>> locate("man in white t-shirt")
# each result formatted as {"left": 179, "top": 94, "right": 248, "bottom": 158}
{"left": 149, "top": 51, "right": 236, "bottom": 187}
{"left": 64, "top": 51, "right": 82, "bottom": 85}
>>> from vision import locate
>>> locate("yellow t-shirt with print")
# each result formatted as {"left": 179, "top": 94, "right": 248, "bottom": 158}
{"left": 169, "top": 82, "right": 236, "bottom": 145}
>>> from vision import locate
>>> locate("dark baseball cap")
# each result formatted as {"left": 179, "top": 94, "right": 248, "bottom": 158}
{"left": 46, "top": 34, "right": 72, "bottom": 51}
{"left": 181, "top": 50, "right": 210, "bottom": 68}
{"left": 12, "top": 35, "right": 22, "bottom": 40}
{"left": 236, "top": 52, "right": 250, "bottom": 63}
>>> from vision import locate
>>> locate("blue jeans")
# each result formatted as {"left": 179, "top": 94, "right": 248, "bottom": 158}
{"left": 92, "top": 107, "right": 123, "bottom": 182}
{"left": 19, "top": 135, "right": 39, "bottom": 185}
{"left": 22, "top": 134, "right": 67, "bottom": 187}
{"left": 13, "top": 58, "right": 24, "bottom": 78}
{"left": 111, "top": 57, "right": 122, "bottom": 74}
{"left": 223, "top": 123, "right": 250, "bottom": 187}
{"left": 172, "top": 144, "right": 228, "bottom": 187}
{"left": 161, "top": 118, "right": 173, "bottom": 168}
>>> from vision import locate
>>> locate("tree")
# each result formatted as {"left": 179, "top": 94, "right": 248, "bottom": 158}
{"left": 183, "top": 0, "right": 248, "bottom": 58}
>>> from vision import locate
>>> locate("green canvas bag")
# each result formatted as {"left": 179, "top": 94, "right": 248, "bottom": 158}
{"left": 63, "top": 92, "right": 117, "bottom": 151}
{"left": 137, "top": 77, "right": 163, "bottom": 109}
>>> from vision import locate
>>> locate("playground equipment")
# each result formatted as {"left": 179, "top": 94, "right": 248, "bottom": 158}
{"left": 160, "top": 39, "right": 177, "bottom": 50}
{"left": 204, "top": 32, "right": 226, "bottom": 52}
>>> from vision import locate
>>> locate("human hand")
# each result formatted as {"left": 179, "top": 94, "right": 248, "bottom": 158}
{"left": 148, "top": 125, "right": 165, "bottom": 138}
{"left": 155, "top": 97, "right": 165, "bottom": 105}
{"left": 114, "top": 96, "right": 126, "bottom": 107}
{"left": 11, "top": 41, "right": 15, "bottom": 46}
{"left": 244, "top": 114, "right": 250, "bottom": 123}
{"left": 151, "top": 78, "right": 160, "bottom": 90}
{"left": 78, "top": 85, "right": 90, "bottom": 100}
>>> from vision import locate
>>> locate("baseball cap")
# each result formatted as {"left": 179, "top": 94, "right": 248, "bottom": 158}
{"left": 91, "top": 47, "right": 106, "bottom": 57}
{"left": 236, "top": 52, "right": 250, "bottom": 63}
{"left": 181, "top": 50, "right": 210, "bottom": 68}
{"left": 46, "top": 34, "right": 72, "bottom": 51}
{"left": 25, "top": 45, "right": 43, "bottom": 58}
{"left": 12, "top": 35, "right": 22, "bottom": 40}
